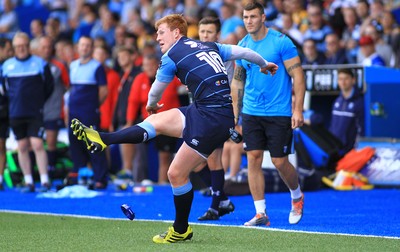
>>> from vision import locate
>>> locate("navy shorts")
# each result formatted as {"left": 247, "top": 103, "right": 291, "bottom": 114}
{"left": 178, "top": 104, "right": 234, "bottom": 156}
{"left": 0, "top": 117, "right": 9, "bottom": 138}
{"left": 44, "top": 118, "right": 65, "bottom": 130}
{"left": 242, "top": 114, "right": 294, "bottom": 157}
{"left": 10, "top": 117, "right": 45, "bottom": 140}
{"left": 155, "top": 135, "right": 178, "bottom": 153}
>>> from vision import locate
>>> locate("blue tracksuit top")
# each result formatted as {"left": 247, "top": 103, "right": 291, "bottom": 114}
{"left": 1, "top": 55, "right": 54, "bottom": 118}
{"left": 68, "top": 58, "right": 106, "bottom": 119}
{"left": 329, "top": 88, "right": 364, "bottom": 153}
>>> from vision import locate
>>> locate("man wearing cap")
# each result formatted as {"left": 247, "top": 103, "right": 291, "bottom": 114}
{"left": 358, "top": 35, "right": 386, "bottom": 66}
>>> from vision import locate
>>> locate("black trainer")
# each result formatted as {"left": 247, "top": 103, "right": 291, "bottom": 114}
{"left": 198, "top": 209, "right": 219, "bottom": 221}
{"left": 218, "top": 201, "right": 235, "bottom": 217}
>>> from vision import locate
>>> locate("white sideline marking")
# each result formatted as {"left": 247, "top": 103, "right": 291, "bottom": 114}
{"left": 1, "top": 209, "right": 399, "bottom": 240}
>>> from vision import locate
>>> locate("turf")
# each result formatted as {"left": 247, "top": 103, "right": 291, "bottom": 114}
{"left": 0, "top": 212, "right": 398, "bottom": 252}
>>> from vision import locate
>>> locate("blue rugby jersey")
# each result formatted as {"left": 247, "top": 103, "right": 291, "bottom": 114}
{"left": 156, "top": 37, "right": 232, "bottom": 108}
{"left": 2, "top": 55, "right": 54, "bottom": 118}
{"left": 68, "top": 58, "right": 106, "bottom": 118}
{"left": 236, "top": 29, "right": 298, "bottom": 117}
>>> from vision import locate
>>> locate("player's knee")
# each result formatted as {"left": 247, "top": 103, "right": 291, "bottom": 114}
{"left": 167, "top": 168, "right": 179, "bottom": 184}
{"left": 271, "top": 157, "right": 288, "bottom": 170}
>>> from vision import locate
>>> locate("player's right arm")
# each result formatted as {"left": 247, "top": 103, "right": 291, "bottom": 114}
{"left": 230, "top": 66, "right": 246, "bottom": 125}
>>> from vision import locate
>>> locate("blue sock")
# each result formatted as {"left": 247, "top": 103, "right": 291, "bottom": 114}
{"left": 100, "top": 121, "right": 156, "bottom": 145}
{"left": 172, "top": 182, "right": 193, "bottom": 234}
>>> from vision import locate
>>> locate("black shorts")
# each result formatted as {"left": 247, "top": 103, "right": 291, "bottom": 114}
{"left": 242, "top": 114, "right": 294, "bottom": 157}
{"left": 0, "top": 117, "right": 9, "bottom": 139}
{"left": 155, "top": 135, "right": 178, "bottom": 153}
{"left": 10, "top": 117, "right": 45, "bottom": 140}
{"left": 178, "top": 104, "right": 234, "bottom": 156}
{"left": 44, "top": 119, "right": 65, "bottom": 130}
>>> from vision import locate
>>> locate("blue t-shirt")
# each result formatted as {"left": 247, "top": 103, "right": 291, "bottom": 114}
{"left": 236, "top": 29, "right": 298, "bottom": 116}
{"left": 69, "top": 59, "right": 106, "bottom": 117}
{"left": 156, "top": 37, "right": 232, "bottom": 108}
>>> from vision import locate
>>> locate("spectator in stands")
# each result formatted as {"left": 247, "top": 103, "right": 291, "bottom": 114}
{"left": 355, "top": 0, "right": 370, "bottom": 25}
{"left": 139, "top": 0, "right": 156, "bottom": 26}
{"left": 324, "top": 33, "right": 348, "bottom": 65}
{"left": 90, "top": 7, "right": 117, "bottom": 48}
{"left": 54, "top": 39, "right": 75, "bottom": 67}
{"left": 119, "top": 0, "right": 140, "bottom": 26}
{"left": 0, "top": 0, "right": 18, "bottom": 37}
{"left": 301, "top": 39, "right": 326, "bottom": 65}
{"left": 113, "top": 46, "right": 141, "bottom": 181}
{"left": 280, "top": 13, "right": 304, "bottom": 46}
{"left": 41, "top": 0, "right": 70, "bottom": 32}
{"left": 383, "top": 11, "right": 400, "bottom": 67}
{"left": 381, "top": 10, "right": 400, "bottom": 46}
{"left": 265, "top": 0, "right": 285, "bottom": 29}
{"left": 93, "top": 45, "right": 120, "bottom": 133}
{"left": 113, "top": 24, "right": 128, "bottom": 56}
{"left": 303, "top": 2, "right": 333, "bottom": 52}
{"left": 45, "top": 17, "right": 72, "bottom": 42}
{"left": 2, "top": 32, "right": 54, "bottom": 192}
{"left": 0, "top": 37, "right": 13, "bottom": 190}
{"left": 127, "top": 19, "right": 155, "bottom": 52}
{"left": 30, "top": 19, "right": 45, "bottom": 43}
{"left": 357, "top": 23, "right": 393, "bottom": 66}
{"left": 93, "top": 45, "right": 120, "bottom": 171}
{"left": 329, "top": 68, "right": 364, "bottom": 154}
{"left": 287, "top": 0, "right": 308, "bottom": 33}
{"left": 126, "top": 54, "right": 182, "bottom": 184}
{"left": 341, "top": 6, "right": 361, "bottom": 63}
{"left": 358, "top": 35, "right": 386, "bottom": 66}
{"left": 163, "top": 0, "right": 185, "bottom": 17}
{"left": 72, "top": 3, "right": 97, "bottom": 44}
{"left": 219, "top": 2, "right": 245, "bottom": 45}
{"left": 93, "top": 37, "right": 108, "bottom": 51}
{"left": 184, "top": 0, "right": 201, "bottom": 39}
{"left": 67, "top": 36, "right": 109, "bottom": 189}
{"left": 37, "top": 36, "right": 70, "bottom": 172}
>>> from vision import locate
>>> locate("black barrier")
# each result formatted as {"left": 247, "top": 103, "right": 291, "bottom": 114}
{"left": 302, "top": 64, "right": 364, "bottom": 92}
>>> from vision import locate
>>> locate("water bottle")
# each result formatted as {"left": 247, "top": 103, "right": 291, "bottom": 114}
{"left": 121, "top": 204, "right": 135, "bottom": 220}
{"left": 230, "top": 128, "right": 243, "bottom": 143}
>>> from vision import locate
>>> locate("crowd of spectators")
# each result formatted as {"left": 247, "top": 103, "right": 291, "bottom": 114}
{"left": 1, "top": 0, "right": 398, "bottom": 68}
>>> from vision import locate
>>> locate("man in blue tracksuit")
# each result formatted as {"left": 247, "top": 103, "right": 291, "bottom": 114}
{"left": 67, "top": 36, "right": 109, "bottom": 189}
{"left": 329, "top": 68, "right": 364, "bottom": 154}
{"left": 2, "top": 32, "right": 54, "bottom": 192}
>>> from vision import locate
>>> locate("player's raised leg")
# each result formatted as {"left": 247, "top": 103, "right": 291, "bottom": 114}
{"left": 70, "top": 108, "right": 184, "bottom": 152}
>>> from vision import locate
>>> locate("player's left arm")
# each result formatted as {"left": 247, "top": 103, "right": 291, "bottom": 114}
{"left": 284, "top": 56, "right": 305, "bottom": 129}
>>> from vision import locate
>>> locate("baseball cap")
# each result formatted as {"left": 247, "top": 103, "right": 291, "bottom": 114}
{"left": 359, "top": 36, "right": 374, "bottom": 46}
